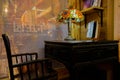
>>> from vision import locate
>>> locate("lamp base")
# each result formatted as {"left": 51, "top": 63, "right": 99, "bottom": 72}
{"left": 64, "top": 36, "right": 75, "bottom": 41}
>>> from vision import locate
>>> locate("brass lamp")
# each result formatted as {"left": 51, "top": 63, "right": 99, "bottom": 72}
{"left": 57, "top": 7, "right": 84, "bottom": 40}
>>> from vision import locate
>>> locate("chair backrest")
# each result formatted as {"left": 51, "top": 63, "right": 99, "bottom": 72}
{"left": 2, "top": 34, "right": 14, "bottom": 79}
{"left": 2, "top": 34, "right": 39, "bottom": 80}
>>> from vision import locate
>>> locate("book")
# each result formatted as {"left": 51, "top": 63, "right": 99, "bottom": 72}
{"left": 94, "top": 21, "right": 99, "bottom": 39}
{"left": 83, "top": 0, "right": 94, "bottom": 9}
{"left": 92, "top": 21, "right": 97, "bottom": 38}
{"left": 92, "top": 0, "right": 101, "bottom": 7}
{"left": 86, "top": 21, "right": 98, "bottom": 39}
{"left": 97, "top": 0, "right": 102, "bottom": 7}
{"left": 86, "top": 21, "right": 95, "bottom": 38}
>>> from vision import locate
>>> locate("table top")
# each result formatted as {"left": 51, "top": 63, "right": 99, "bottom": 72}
{"left": 45, "top": 40, "right": 119, "bottom": 45}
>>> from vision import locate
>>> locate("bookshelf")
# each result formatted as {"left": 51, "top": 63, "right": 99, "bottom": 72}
{"left": 81, "top": 7, "right": 103, "bottom": 15}
{"left": 80, "top": 0, "right": 103, "bottom": 40}
{"left": 81, "top": 7, "right": 103, "bottom": 28}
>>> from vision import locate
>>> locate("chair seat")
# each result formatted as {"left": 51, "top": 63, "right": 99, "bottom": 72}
{"left": 14, "top": 70, "right": 57, "bottom": 80}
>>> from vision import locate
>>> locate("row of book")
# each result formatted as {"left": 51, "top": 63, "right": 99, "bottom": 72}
{"left": 83, "top": 0, "right": 101, "bottom": 9}
{"left": 86, "top": 21, "right": 99, "bottom": 39}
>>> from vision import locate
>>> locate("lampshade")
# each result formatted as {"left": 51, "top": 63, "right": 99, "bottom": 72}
{"left": 57, "top": 7, "right": 84, "bottom": 23}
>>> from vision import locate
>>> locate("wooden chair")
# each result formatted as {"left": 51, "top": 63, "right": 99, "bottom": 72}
{"left": 2, "top": 34, "right": 58, "bottom": 80}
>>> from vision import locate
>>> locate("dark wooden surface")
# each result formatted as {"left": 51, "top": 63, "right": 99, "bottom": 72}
{"left": 45, "top": 40, "right": 119, "bottom": 80}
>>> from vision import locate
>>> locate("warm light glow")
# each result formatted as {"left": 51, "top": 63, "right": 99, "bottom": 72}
{"left": 2, "top": 5, "right": 8, "bottom": 17}
{"left": 4, "top": 7, "right": 8, "bottom": 13}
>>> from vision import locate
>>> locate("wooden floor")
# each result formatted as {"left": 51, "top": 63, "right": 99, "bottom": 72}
{"left": 0, "top": 74, "right": 9, "bottom": 80}
{"left": 0, "top": 78, "right": 9, "bottom": 80}
{"left": 0, "top": 67, "right": 69, "bottom": 80}
{"left": 55, "top": 67, "right": 69, "bottom": 80}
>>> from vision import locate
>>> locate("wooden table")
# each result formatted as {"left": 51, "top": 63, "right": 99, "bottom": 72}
{"left": 45, "top": 40, "right": 119, "bottom": 80}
